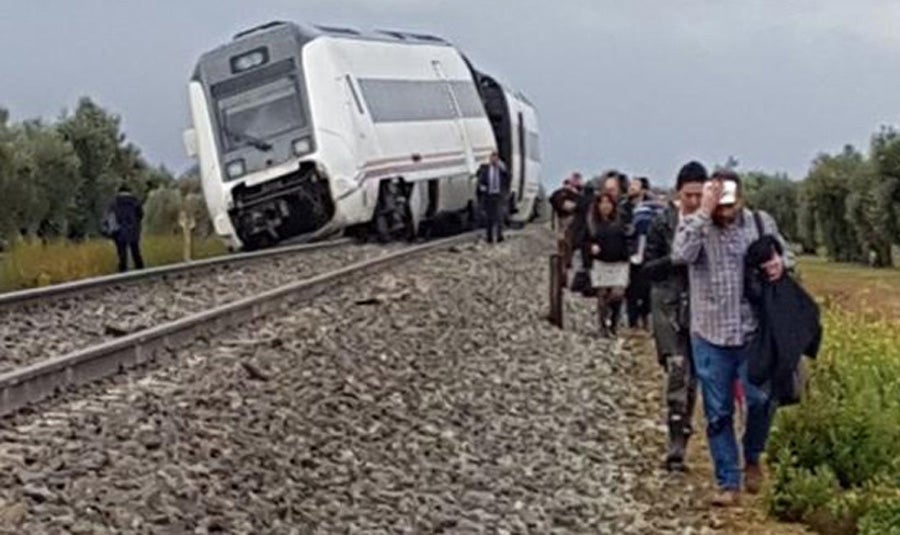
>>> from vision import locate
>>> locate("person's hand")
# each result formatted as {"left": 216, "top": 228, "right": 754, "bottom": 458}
{"left": 591, "top": 244, "right": 601, "bottom": 255}
{"left": 562, "top": 200, "right": 576, "bottom": 212}
{"left": 761, "top": 254, "right": 785, "bottom": 282}
{"left": 700, "top": 180, "right": 722, "bottom": 217}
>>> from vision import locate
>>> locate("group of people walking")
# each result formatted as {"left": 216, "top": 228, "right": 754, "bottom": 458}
{"left": 551, "top": 162, "right": 820, "bottom": 507}
{"left": 551, "top": 169, "right": 664, "bottom": 337}
{"left": 95, "top": 158, "right": 819, "bottom": 510}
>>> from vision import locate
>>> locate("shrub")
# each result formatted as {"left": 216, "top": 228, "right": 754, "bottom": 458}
{"left": 766, "top": 451, "right": 840, "bottom": 523}
{"left": 859, "top": 495, "right": 900, "bottom": 535}
{"left": 766, "top": 306, "right": 900, "bottom": 532}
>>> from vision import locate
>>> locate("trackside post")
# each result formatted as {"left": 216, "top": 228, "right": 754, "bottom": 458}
{"left": 549, "top": 253, "right": 563, "bottom": 328}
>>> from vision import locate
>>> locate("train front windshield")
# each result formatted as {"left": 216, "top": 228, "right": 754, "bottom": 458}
{"left": 215, "top": 75, "right": 307, "bottom": 153}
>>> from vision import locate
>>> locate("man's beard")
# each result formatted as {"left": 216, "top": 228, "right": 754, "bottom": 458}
{"left": 712, "top": 210, "right": 738, "bottom": 227}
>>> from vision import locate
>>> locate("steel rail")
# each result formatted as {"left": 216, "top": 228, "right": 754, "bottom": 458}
{"left": 0, "top": 238, "right": 352, "bottom": 310}
{"left": 0, "top": 232, "right": 477, "bottom": 417}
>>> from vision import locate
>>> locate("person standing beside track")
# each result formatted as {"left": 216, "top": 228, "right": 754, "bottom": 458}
{"left": 643, "top": 162, "right": 707, "bottom": 471}
{"left": 106, "top": 184, "right": 145, "bottom": 273}
{"left": 477, "top": 151, "right": 511, "bottom": 244}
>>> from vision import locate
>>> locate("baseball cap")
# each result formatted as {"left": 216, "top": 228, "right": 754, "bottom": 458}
{"left": 720, "top": 180, "right": 738, "bottom": 205}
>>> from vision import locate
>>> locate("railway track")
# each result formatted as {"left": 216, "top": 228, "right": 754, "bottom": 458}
{"left": 0, "top": 232, "right": 477, "bottom": 418}
{"left": 0, "top": 239, "right": 390, "bottom": 377}
{"left": 0, "top": 238, "right": 352, "bottom": 310}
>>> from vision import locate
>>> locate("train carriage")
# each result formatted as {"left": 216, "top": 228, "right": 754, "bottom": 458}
{"left": 184, "top": 21, "right": 541, "bottom": 249}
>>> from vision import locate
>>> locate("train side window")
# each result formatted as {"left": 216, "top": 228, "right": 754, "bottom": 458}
{"left": 345, "top": 75, "right": 365, "bottom": 115}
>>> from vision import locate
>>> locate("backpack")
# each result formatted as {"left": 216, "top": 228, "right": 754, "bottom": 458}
{"left": 632, "top": 201, "right": 663, "bottom": 237}
{"left": 100, "top": 210, "right": 119, "bottom": 238}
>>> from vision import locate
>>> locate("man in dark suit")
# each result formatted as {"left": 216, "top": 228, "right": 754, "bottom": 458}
{"left": 477, "top": 151, "right": 511, "bottom": 243}
{"left": 108, "top": 184, "right": 145, "bottom": 272}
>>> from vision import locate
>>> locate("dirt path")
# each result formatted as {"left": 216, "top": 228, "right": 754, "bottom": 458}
{"left": 622, "top": 333, "right": 813, "bottom": 534}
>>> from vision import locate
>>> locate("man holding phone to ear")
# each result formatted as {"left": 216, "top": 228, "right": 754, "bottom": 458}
{"left": 672, "top": 169, "right": 789, "bottom": 507}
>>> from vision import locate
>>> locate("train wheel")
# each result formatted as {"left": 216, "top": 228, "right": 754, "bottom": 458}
{"left": 241, "top": 236, "right": 264, "bottom": 252}
{"left": 344, "top": 225, "right": 369, "bottom": 244}
{"left": 462, "top": 203, "right": 476, "bottom": 232}
{"left": 401, "top": 203, "right": 417, "bottom": 242}
{"left": 374, "top": 213, "right": 392, "bottom": 243}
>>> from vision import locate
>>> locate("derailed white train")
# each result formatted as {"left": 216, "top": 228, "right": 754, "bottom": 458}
{"left": 183, "top": 21, "right": 541, "bottom": 249}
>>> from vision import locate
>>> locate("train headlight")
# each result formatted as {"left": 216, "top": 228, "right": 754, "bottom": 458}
{"left": 230, "top": 48, "right": 269, "bottom": 73}
{"left": 292, "top": 137, "right": 313, "bottom": 156}
{"left": 226, "top": 159, "right": 246, "bottom": 179}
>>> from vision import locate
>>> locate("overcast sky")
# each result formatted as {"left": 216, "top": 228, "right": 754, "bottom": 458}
{"left": 1, "top": 0, "right": 898, "bottom": 187}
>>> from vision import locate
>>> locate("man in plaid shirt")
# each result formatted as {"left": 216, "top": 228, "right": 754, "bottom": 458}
{"left": 672, "top": 169, "right": 789, "bottom": 506}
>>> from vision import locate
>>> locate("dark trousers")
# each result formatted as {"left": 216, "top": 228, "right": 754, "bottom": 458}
{"left": 626, "top": 263, "right": 651, "bottom": 327}
{"left": 651, "top": 288, "right": 697, "bottom": 444}
{"left": 665, "top": 352, "right": 698, "bottom": 439}
{"left": 482, "top": 195, "right": 505, "bottom": 243}
{"left": 115, "top": 238, "right": 144, "bottom": 272}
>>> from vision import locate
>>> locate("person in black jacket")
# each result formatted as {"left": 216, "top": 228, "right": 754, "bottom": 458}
{"left": 583, "top": 192, "right": 630, "bottom": 337}
{"left": 108, "top": 184, "right": 145, "bottom": 272}
{"left": 643, "top": 161, "right": 707, "bottom": 471}
{"left": 476, "top": 151, "right": 511, "bottom": 244}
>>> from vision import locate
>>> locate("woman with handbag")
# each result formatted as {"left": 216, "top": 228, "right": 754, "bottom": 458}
{"left": 583, "top": 192, "right": 630, "bottom": 337}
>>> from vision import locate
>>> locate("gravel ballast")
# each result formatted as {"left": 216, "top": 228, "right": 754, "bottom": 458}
{"left": 0, "top": 229, "right": 741, "bottom": 533}
{"left": 0, "top": 244, "right": 393, "bottom": 375}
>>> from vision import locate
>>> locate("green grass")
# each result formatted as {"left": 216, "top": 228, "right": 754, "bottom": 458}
{"left": 0, "top": 235, "right": 227, "bottom": 292}
{"left": 798, "top": 256, "right": 900, "bottom": 323}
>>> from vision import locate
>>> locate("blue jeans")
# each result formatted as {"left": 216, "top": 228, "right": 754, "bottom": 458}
{"left": 692, "top": 336, "right": 774, "bottom": 490}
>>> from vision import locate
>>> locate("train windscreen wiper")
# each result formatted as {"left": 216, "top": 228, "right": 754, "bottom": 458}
{"left": 224, "top": 127, "right": 273, "bottom": 152}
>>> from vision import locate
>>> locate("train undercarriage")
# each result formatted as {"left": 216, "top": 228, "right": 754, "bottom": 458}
{"left": 228, "top": 162, "right": 335, "bottom": 250}
{"left": 228, "top": 167, "right": 484, "bottom": 251}
{"left": 364, "top": 178, "right": 479, "bottom": 243}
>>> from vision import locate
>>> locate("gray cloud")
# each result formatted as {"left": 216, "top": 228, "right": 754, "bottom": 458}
{"left": 1, "top": 0, "right": 897, "bottom": 187}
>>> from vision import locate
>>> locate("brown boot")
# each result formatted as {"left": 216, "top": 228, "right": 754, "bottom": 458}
{"left": 745, "top": 463, "right": 763, "bottom": 494}
{"left": 710, "top": 489, "right": 740, "bottom": 507}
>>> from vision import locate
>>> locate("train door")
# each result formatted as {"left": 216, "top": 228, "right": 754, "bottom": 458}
{"left": 517, "top": 111, "right": 527, "bottom": 203}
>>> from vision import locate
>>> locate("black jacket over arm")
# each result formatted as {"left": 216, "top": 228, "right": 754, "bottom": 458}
{"left": 745, "top": 235, "right": 822, "bottom": 405}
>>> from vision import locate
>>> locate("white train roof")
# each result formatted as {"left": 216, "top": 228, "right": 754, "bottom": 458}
{"left": 232, "top": 20, "right": 452, "bottom": 47}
